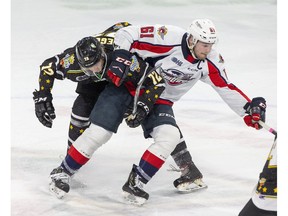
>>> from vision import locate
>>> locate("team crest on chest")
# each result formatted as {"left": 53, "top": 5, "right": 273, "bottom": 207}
{"left": 161, "top": 68, "right": 195, "bottom": 86}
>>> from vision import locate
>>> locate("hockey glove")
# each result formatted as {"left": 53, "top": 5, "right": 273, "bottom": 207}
{"left": 106, "top": 49, "right": 133, "bottom": 87}
{"left": 33, "top": 90, "right": 56, "bottom": 128}
{"left": 243, "top": 97, "right": 266, "bottom": 129}
{"left": 125, "top": 101, "right": 149, "bottom": 128}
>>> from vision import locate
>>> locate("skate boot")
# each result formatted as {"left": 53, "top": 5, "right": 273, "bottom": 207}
{"left": 122, "top": 165, "right": 149, "bottom": 206}
{"left": 173, "top": 163, "right": 207, "bottom": 192}
{"left": 49, "top": 166, "right": 71, "bottom": 199}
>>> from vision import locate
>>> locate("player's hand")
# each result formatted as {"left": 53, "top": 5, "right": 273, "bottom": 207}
{"left": 106, "top": 49, "right": 133, "bottom": 86}
{"left": 33, "top": 90, "right": 56, "bottom": 128}
{"left": 243, "top": 97, "right": 266, "bottom": 129}
{"left": 125, "top": 101, "right": 149, "bottom": 128}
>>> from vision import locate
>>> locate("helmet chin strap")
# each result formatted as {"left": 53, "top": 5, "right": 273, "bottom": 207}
{"left": 186, "top": 34, "right": 199, "bottom": 59}
{"left": 188, "top": 44, "right": 200, "bottom": 60}
{"left": 101, "top": 53, "right": 108, "bottom": 75}
{"left": 93, "top": 53, "right": 108, "bottom": 80}
{"left": 189, "top": 48, "right": 199, "bottom": 59}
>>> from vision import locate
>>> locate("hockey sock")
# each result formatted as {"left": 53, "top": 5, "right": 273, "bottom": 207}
{"left": 136, "top": 150, "right": 165, "bottom": 184}
{"left": 61, "top": 145, "right": 90, "bottom": 175}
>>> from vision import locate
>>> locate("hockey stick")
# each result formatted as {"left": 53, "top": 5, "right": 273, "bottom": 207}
{"left": 258, "top": 121, "right": 277, "bottom": 157}
{"left": 131, "top": 62, "right": 150, "bottom": 116}
{"left": 258, "top": 120, "right": 277, "bottom": 137}
{"left": 131, "top": 63, "right": 163, "bottom": 117}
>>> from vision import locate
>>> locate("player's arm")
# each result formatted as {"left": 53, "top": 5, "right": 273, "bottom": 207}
{"left": 125, "top": 66, "right": 165, "bottom": 128}
{"left": 105, "top": 49, "right": 166, "bottom": 127}
{"left": 105, "top": 49, "right": 165, "bottom": 102}
{"left": 201, "top": 53, "right": 266, "bottom": 129}
{"left": 33, "top": 49, "right": 71, "bottom": 128}
{"left": 138, "top": 68, "right": 165, "bottom": 112}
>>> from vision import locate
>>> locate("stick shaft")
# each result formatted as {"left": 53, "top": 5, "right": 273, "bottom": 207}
{"left": 259, "top": 120, "right": 277, "bottom": 136}
{"left": 132, "top": 63, "right": 162, "bottom": 115}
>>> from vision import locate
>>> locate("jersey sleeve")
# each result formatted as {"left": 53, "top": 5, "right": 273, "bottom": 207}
{"left": 200, "top": 51, "right": 251, "bottom": 116}
{"left": 37, "top": 47, "right": 82, "bottom": 94}
{"left": 38, "top": 55, "right": 61, "bottom": 94}
{"left": 138, "top": 67, "right": 166, "bottom": 111}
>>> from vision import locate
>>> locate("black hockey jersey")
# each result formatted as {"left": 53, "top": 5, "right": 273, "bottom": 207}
{"left": 37, "top": 22, "right": 131, "bottom": 96}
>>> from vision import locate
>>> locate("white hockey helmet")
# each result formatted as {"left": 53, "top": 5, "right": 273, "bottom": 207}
{"left": 187, "top": 19, "right": 218, "bottom": 51}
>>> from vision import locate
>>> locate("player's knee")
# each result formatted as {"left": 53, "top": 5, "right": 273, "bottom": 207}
{"left": 85, "top": 123, "right": 113, "bottom": 145}
{"left": 150, "top": 124, "right": 181, "bottom": 159}
{"left": 72, "top": 124, "right": 113, "bottom": 157}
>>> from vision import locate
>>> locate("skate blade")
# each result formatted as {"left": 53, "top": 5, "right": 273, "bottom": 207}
{"left": 177, "top": 182, "right": 208, "bottom": 193}
{"left": 49, "top": 182, "right": 67, "bottom": 199}
{"left": 122, "top": 191, "right": 147, "bottom": 206}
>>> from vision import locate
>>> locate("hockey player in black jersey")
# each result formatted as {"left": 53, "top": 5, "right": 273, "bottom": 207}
{"left": 33, "top": 22, "right": 205, "bottom": 197}
{"left": 239, "top": 135, "right": 277, "bottom": 216}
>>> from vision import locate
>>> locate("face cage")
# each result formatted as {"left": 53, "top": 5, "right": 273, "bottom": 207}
{"left": 80, "top": 65, "right": 103, "bottom": 79}
{"left": 79, "top": 54, "right": 107, "bottom": 80}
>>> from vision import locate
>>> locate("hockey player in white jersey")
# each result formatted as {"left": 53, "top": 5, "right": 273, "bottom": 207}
{"left": 49, "top": 19, "right": 267, "bottom": 206}
{"left": 114, "top": 19, "right": 267, "bottom": 204}
{"left": 34, "top": 22, "right": 204, "bottom": 196}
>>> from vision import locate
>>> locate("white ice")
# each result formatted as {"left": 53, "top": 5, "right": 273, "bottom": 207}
{"left": 10, "top": 0, "right": 279, "bottom": 215}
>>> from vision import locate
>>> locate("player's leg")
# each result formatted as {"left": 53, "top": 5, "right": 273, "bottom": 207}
{"left": 50, "top": 84, "right": 132, "bottom": 198}
{"left": 67, "top": 94, "right": 96, "bottom": 151}
{"left": 67, "top": 82, "right": 107, "bottom": 151}
{"left": 171, "top": 135, "right": 207, "bottom": 192}
{"left": 122, "top": 104, "right": 180, "bottom": 205}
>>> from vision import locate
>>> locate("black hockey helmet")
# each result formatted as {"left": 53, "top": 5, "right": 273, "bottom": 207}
{"left": 75, "top": 36, "right": 106, "bottom": 79}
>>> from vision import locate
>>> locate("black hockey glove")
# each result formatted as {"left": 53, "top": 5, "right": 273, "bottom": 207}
{"left": 125, "top": 101, "right": 149, "bottom": 128}
{"left": 243, "top": 97, "right": 266, "bottom": 130}
{"left": 33, "top": 90, "right": 56, "bottom": 128}
{"left": 106, "top": 49, "right": 133, "bottom": 87}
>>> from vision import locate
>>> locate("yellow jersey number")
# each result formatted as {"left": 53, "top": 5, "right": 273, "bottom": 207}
{"left": 148, "top": 71, "right": 163, "bottom": 85}
{"left": 41, "top": 62, "right": 54, "bottom": 76}
{"left": 98, "top": 37, "right": 114, "bottom": 45}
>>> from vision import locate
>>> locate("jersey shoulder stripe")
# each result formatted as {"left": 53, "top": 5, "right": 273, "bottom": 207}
{"left": 207, "top": 59, "right": 250, "bottom": 101}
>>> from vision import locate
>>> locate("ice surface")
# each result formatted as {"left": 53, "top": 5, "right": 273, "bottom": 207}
{"left": 10, "top": 0, "right": 279, "bottom": 215}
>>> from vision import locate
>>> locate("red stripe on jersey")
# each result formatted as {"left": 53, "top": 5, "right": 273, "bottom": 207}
{"left": 68, "top": 145, "right": 89, "bottom": 165}
{"left": 131, "top": 41, "right": 174, "bottom": 54}
{"left": 141, "top": 150, "right": 164, "bottom": 169}
{"left": 124, "top": 81, "right": 135, "bottom": 95}
{"left": 155, "top": 98, "right": 174, "bottom": 106}
{"left": 207, "top": 60, "right": 250, "bottom": 102}
{"left": 186, "top": 53, "right": 197, "bottom": 63}
{"left": 124, "top": 81, "right": 144, "bottom": 96}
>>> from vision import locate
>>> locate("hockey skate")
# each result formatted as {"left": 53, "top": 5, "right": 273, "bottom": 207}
{"left": 49, "top": 166, "right": 71, "bottom": 199}
{"left": 122, "top": 165, "right": 149, "bottom": 206}
{"left": 172, "top": 163, "right": 207, "bottom": 193}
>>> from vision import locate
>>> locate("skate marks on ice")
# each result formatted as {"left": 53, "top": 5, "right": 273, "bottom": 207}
{"left": 38, "top": 183, "right": 128, "bottom": 216}
{"left": 13, "top": 153, "right": 252, "bottom": 216}
{"left": 39, "top": 167, "right": 216, "bottom": 216}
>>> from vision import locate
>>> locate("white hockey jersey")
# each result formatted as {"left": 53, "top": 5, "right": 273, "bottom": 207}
{"left": 114, "top": 24, "right": 250, "bottom": 116}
